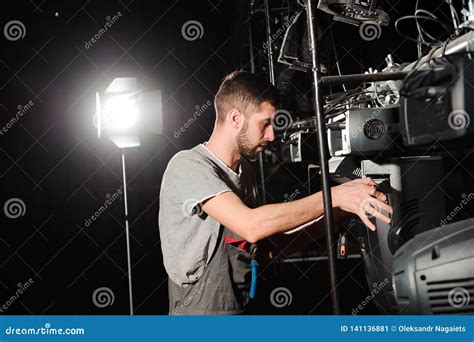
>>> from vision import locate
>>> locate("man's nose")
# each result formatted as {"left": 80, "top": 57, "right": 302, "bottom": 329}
{"left": 265, "top": 125, "right": 275, "bottom": 142}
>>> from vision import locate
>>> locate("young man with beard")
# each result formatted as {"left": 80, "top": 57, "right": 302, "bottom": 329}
{"left": 159, "top": 71, "right": 392, "bottom": 315}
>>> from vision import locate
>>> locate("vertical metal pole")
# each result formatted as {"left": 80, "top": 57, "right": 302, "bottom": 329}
{"left": 263, "top": 0, "right": 275, "bottom": 84}
{"left": 248, "top": 0, "right": 256, "bottom": 74}
{"left": 305, "top": 0, "right": 341, "bottom": 314}
{"left": 121, "top": 150, "right": 134, "bottom": 315}
{"left": 258, "top": 0, "right": 277, "bottom": 204}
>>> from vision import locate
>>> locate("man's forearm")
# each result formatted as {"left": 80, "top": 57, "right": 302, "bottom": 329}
{"left": 248, "top": 192, "right": 325, "bottom": 242}
{"left": 202, "top": 177, "right": 390, "bottom": 243}
{"left": 259, "top": 208, "right": 350, "bottom": 265}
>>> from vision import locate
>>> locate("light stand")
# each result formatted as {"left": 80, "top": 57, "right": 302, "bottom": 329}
{"left": 121, "top": 149, "right": 134, "bottom": 315}
{"left": 305, "top": 0, "right": 341, "bottom": 314}
{"left": 95, "top": 77, "right": 162, "bottom": 316}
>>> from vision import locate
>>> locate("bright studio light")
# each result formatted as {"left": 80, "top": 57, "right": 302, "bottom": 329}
{"left": 95, "top": 77, "right": 162, "bottom": 148}
{"left": 93, "top": 77, "right": 162, "bottom": 316}
{"left": 103, "top": 95, "right": 139, "bottom": 130}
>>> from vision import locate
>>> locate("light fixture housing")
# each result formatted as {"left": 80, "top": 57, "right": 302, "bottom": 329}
{"left": 95, "top": 77, "right": 162, "bottom": 148}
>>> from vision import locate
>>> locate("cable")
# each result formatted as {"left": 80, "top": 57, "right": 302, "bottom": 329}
{"left": 329, "top": 24, "right": 347, "bottom": 92}
{"left": 445, "top": 0, "right": 460, "bottom": 29}
{"left": 399, "top": 44, "right": 457, "bottom": 97}
{"left": 415, "top": 9, "right": 442, "bottom": 42}
{"left": 395, "top": 15, "right": 452, "bottom": 47}
{"left": 399, "top": 53, "right": 431, "bottom": 96}
{"left": 415, "top": 0, "right": 423, "bottom": 57}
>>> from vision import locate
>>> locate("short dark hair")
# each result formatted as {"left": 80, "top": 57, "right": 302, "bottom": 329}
{"left": 214, "top": 71, "right": 280, "bottom": 124}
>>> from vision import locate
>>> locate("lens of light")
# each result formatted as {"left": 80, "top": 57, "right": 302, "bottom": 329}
{"left": 103, "top": 95, "right": 138, "bottom": 130}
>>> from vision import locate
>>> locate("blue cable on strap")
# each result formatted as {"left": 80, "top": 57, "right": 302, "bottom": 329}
{"left": 250, "top": 259, "right": 259, "bottom": 299}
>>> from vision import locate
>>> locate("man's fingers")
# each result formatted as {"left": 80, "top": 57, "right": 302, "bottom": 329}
{"left": 360, "top": 213, "right": 376, "bottom": 231}
{"left": 367, "top": 185, "right": 377, "bottom": 196}
{"left": 364, "top": 197, "right": 393, "bottom": 216}
{"left": 359, "top": 198, "right": 392, "bottom": 224}
{"left": 357, "top": 177, "right": 377, "bottom": 186}
{"left": 371, "top": 191, "right": 394, "bottom": 215}
{"left": 346, "top": 178, "right": 393, "bottom": 231}
{"left": 365, "top": 206, "right": 391, "bottom": 224}
{"left": 374, "top": 190, "right": 387, "bottom": 202}
{"left": 376, "top": 200, "right": 393, "bottom": 214}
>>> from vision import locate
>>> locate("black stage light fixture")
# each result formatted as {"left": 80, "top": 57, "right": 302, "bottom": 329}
{"left": 400, "top": 56, "right": 474, "bottom": 147}
{"left": 392, "top": 218, "right": 474, "bottom": 314}
{"left": 328, "top": 107, "right": 400, "bottom": 157}
{"left": 354, "top": 156, "right": 446, "bottom": 313}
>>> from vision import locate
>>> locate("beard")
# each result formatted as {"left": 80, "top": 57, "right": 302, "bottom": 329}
{"left": 236, "top": 120, "right": 266, "bottom": 162}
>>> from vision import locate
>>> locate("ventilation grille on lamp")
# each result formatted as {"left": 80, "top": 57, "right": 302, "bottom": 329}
{"left": 427, "top": 277, "right": 474, "bottom": 314}
{"left": 363, "top": 119, "right": 385, "bottom": 140}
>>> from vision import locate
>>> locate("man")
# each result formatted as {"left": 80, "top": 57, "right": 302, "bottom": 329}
{"left": 159, "top": 71, "right": 392, "bottom": 315}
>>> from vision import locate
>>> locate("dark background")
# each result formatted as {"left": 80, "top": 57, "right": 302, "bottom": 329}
{"left": 1, "top": 0, "right": 471, "bottom": 315}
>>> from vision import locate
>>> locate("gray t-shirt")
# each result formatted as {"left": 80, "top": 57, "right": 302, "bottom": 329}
{"left": 159, "top": 143, "right": 258, "bottom": 287}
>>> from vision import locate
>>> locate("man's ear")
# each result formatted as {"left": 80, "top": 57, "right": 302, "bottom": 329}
{"left": 228, "top": 108, "right": 243, "bottom": 129}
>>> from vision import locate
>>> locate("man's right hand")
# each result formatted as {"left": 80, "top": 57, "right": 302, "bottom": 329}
{"left": 331, "top": 177, "right": 393, "bottom": 231}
